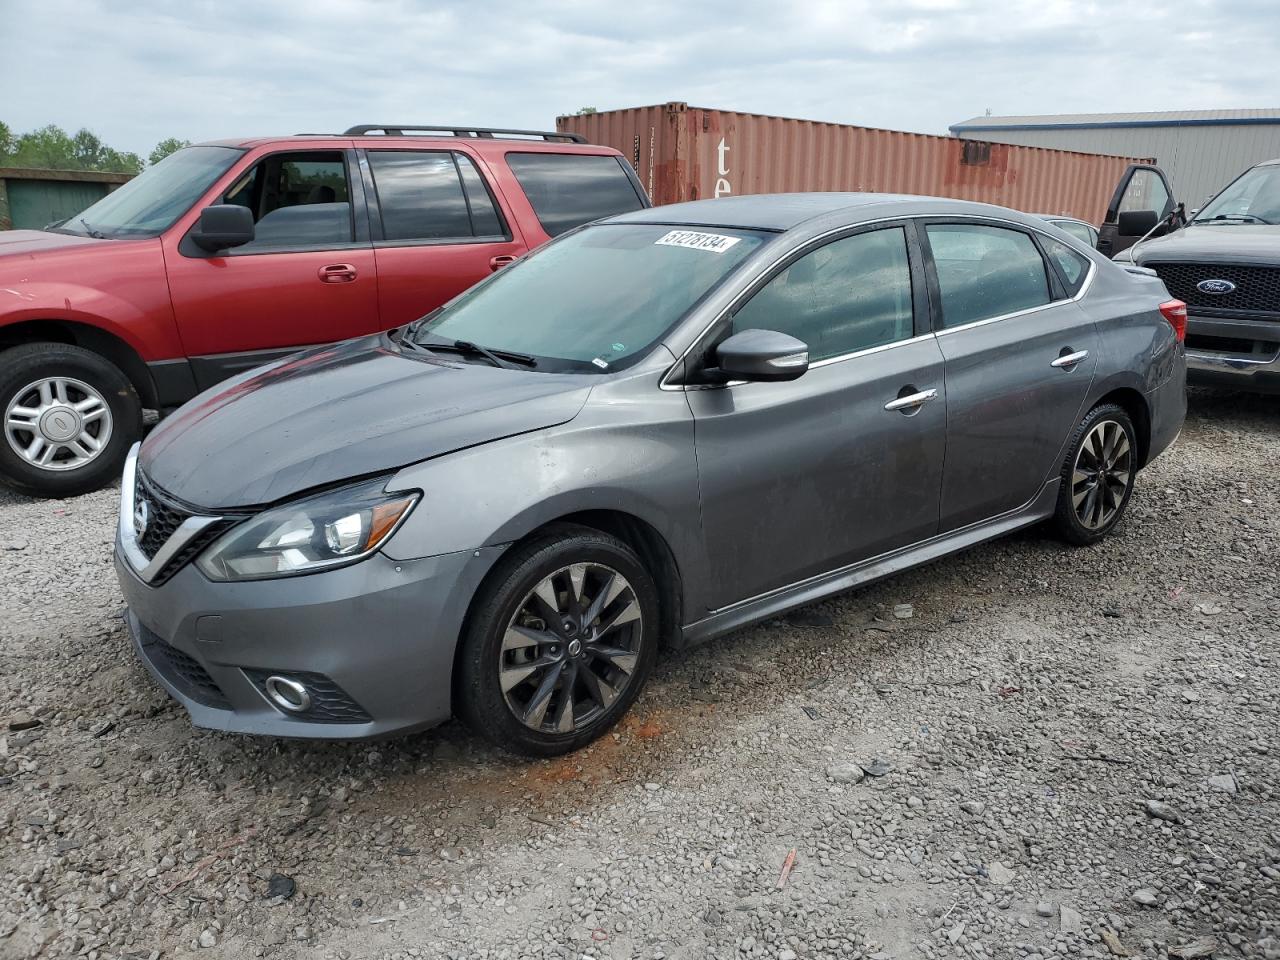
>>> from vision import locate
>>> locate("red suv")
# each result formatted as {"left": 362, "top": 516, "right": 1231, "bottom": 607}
{"left": 0, "top": 125, "right": 649, "bottom": 497}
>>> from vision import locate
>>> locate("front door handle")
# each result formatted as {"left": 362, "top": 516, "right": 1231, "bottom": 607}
{"left": 318, "top": 263, "right": 358, "bottom": 283}
{"left": 884, "top": 387, "right": 938, "bottom": 413}
{"left": 1051, "top": 349, "right": 1089, "bottom": 369}
{"left": 489, "top": 255, "right": 517, "bottom": 271}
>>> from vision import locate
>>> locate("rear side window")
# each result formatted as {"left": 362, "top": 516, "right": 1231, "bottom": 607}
{"left": 926, "top": 223, "right": 1051, "bottom": 328}
{"left": 1042, "top": 237, "right": 1092, "bottom": 297}
{"left": 506, "top": 153, "right": 644, "bottom": 237}
{"left": 369, "top": 151, "right": 505, "bottom": 242}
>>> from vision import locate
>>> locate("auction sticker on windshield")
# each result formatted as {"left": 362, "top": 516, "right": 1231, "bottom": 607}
{"left": 655, "top": 230, "right": 742, "bottom": 253}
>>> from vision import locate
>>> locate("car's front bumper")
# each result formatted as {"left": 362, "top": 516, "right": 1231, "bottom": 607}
{"left": 1185, "top": 313, "right": 1280, "bottom": 393}
{"left": 115, "top": 541, "right": 504, "bottom": 739}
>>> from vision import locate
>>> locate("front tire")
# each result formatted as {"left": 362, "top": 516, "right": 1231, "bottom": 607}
{"left": 0, "top": 343, "right": 142, "bottom": 498}
{"left": 1051, "top": 403, "right": 1137, "bottom": 546}
{"left": 456, "top": 524, "right": 660, "bottom": 757}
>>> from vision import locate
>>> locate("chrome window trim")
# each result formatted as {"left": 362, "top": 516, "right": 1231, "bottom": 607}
{"left": 660, "top": 212, "right": 1096, "bottom": 390}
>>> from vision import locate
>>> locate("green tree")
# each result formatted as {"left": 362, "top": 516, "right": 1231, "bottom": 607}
{"left": 148, "top": 137, "right": 191, "bottom": 166}
{"left": 574, "top": 107, "right": 598, "bottom": 115}
{"left": 0, "top": 122, "right": 142, "bottom": 173}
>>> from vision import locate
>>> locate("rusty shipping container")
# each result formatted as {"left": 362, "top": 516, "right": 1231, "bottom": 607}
{"left": 558, "top": 102, "right": 1152, "bottom": 224}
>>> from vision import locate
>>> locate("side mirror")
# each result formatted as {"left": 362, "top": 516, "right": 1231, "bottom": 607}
{"left": 1117, "top": 209, "right": 1159, "bottom": 238}
{"left": 713, "top": 328, "right": 809, "bottom": 383}
{"left": 192, "top": 204, "right": 255, "bottom": 252}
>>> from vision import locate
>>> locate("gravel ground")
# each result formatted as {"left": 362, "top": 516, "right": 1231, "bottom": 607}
{"left": 1, "top": 388, "right": 1278, "bottom": 960}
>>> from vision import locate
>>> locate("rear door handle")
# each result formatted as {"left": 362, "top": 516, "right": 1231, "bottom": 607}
{"left": 489, "top": 255, "right": 517, "bottom": 271}
{"left": 318, "top": 263, "right": 357, "bottom": 283}
{"left": 884, "top": 387, "right": 938, "bottom": 413}
{"left": 1051, "top": 349, "right": 1089, "bottom": 369}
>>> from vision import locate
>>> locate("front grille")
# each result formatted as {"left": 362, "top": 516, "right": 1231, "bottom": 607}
{"left": 137, "top": 623, "right": 231, "bottom": 710}
{"left": 135, "top": 473, "right": 191, "bottom": 560}
{"left": 243, "top": 669, "right": 373, "bottom": 724}
{"left": 133, "top": 473, "right": 237, "bottom": 585}
{"left": 1147, "top": 261, "right": 1280, "bottom": 315}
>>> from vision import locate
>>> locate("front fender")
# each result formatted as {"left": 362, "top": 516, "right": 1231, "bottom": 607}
{"left": 381, "top": 383, "right": 713, "bottom": 616}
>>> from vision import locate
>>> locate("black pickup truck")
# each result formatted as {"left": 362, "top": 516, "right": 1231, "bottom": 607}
{"left": 1105, "top": 159, "right": 1280, "bottom": 393}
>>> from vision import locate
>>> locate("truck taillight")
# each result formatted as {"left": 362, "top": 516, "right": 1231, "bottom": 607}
{"left": 1159, "top": 299, "right": 1187, "bottom": 342}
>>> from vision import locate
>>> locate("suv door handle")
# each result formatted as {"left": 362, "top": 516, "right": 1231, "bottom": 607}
{"left": 1051, "top": 349, "right": 1089, "bottom": 369}
{"left": 489, "top": 255, "right": 517, "bottom": 271}
{"left": 318, "top": 263, "right": 357, "bottom": 283}
{"left": 884, "top": 387, "right": 938, "bottom": 413}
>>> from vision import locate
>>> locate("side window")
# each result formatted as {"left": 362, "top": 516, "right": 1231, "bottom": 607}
{"left": 731, "top": 227, "right": 915, "bottom": 362}
{"left": 506, "top": 153, "right": 644, "bottom": 238}
{"left": 368, "top": 151, "right": 473, "bottom": 241}
{"left": 222, "top": 151, "right": 352, "bottom": 249}
{"left": 1042, "top": 237, "right": 1092, "bottom": 297}
{"left": 454, "top": 154, "right": 506, "bottom": 238}
{"left": 926, "top": 224, "right": 1051, "bottom": 329}
{"left": 1119, "top": 169, "right": 1171, "bottom": 218}
{"left": 1054, "top": 220, "right": 1096, "bottom": 247}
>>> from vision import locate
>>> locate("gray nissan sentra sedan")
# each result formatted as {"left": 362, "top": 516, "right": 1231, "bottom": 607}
{"left": 114, "top": 193, "right": 1187, "bottom": 756}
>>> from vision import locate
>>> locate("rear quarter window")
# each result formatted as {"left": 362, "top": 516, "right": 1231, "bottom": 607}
{"left": 506, "top": 153, "right": 645, "bottom": 237}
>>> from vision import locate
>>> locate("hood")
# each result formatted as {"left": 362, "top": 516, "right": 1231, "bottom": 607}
{"left": 0, "top": 229, "right": 108, "bottom": 258}
{"left": 139, "top": 336, "right": 593, "bottom": 509}
{"left": 1131, "top": 223, "right": 1280, "bottom": 266}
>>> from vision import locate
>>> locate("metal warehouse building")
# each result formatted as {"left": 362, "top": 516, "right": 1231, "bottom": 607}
{"left": 950, "top": 109, "right": 1280, "bottom": 211}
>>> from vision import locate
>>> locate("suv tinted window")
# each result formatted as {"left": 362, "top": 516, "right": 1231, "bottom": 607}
{"left": 1043, "top": 237, "right": 1091, "bottom": 297}
{"left": 455, "top": 154, "right": 506, "bottom": 237}
{"left": 506, "top": 153, "right": 644, "bottom": 237}
{"left": 732, "top": 227, "right": 915, "bottom": 361}
{"left": 223, "top": 151, "right": 352, "bottom": 249}
{"left": 368, "top": 151, "right": 474, "bottom": 241}
{"left": 926, "top": 223, "right": 1050, "bottom": 328}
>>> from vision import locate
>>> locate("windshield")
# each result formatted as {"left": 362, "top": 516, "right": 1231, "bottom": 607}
{"left": 414, "top": 223, "right": 771, "bottom": 372}
{"left": 1194, "top": 164, "right": 1280, "bottom": 225}
{"left": 54, "top": 146, "right": 243, "bottom": 238}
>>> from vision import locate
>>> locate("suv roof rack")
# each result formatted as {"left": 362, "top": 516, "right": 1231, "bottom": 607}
{"left": 342, "top": 124, "right": 587, "bottom": 143}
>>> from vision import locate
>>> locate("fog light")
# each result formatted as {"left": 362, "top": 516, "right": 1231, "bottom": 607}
{"left": 264, "top": 675, "right": 311, "bottom": 713}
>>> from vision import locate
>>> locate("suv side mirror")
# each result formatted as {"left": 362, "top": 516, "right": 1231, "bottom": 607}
{"left": 713, "top": 328, "right": 809, "bottom": 383}
{"left": 192, "top": 205, "right": 255, "bottom": 253}
{"left": 1117, "top": 209, "right": 1159, "bottom": 238}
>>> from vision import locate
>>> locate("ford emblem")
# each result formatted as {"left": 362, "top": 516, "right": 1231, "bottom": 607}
{"left": 133, "top": 498, "right": 150, "bottom": 538}
{"left": 1196, "top": 278, "right": 1236, "bottom": 295}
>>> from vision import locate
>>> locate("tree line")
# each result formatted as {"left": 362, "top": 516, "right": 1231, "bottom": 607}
{"left": 0, "top": 121, "right": 190, "bottom": 174}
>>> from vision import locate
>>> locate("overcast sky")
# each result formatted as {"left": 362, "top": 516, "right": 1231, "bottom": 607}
{"left": 3, "top": 0, "right": 1278, "bottom": 157}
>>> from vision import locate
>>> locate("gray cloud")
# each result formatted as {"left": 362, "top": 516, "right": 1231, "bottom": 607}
{"left": 2, "top": 0, "right": 1277, "bottom": 155}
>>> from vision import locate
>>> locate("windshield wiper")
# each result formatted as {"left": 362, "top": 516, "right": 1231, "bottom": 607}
{"left": 416, "top": 336, "right": 537, "bottom": 369}
{"left": 78, "top": 218, "right": 108, "bottom": 239}
{"left": 1199, "top": 213, "right": 1275, "bottom": 225}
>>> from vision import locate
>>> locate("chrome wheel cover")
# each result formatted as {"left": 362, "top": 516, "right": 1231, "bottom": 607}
{"left": 499, "top": 562, "right": 643, "bottom": 735}
{"left": 1071, "top": 419, "right": 1132, "bottom": 530}
{"left": 4, "top": 376, "right": 112, "bottom": 472}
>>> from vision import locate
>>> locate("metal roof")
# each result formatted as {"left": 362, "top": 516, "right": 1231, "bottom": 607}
{"left": 951, "top": 108, "right": 1280, "bottom": 134}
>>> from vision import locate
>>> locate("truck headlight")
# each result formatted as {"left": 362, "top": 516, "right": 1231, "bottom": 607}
{"left": 196, "top": 478, "right": 418, "bottom": 582}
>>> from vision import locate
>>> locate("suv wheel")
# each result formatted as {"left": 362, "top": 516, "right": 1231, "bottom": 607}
{"left": 0, "top": 343, "right": 142, "bottom": 498}
{"left": 456, "top": 524, "right": 660, "bottom": 757}
{"left": 1052, "top": 402, "right": 1138, "bottom": 546}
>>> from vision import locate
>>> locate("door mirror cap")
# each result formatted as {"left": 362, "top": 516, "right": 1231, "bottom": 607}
{"left": 192, "top": 204, "right": 255, "bottom": 252}
{"left": 1117, "top": 209, "right": 1159, "bottom": 238}
{"left": 713, "top": 329, "right": 810, "bottom": 382}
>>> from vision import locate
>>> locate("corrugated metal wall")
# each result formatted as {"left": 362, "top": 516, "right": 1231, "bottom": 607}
{"left": 0, "top": 168, "right": 132, "bottom": 230}
{"left": 952, "top": 124, "right": 1280, "bottom": 210}
{"left": 560, "top": 103, "right": 1148, "bottom": 224}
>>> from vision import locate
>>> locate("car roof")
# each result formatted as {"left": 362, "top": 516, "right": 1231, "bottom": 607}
{"left": 605, "top": 192, "right": 1056, "bottom": 232}
{"left": 192, "top": 136, "right": 621, "bottom": 157}
{"left": 1035, "top": 214, "right": 1093, "bottom": 225}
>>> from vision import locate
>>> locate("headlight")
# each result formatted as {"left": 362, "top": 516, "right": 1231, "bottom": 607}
{"left": 196, "top": 478, "right": 419, "bottom": 582}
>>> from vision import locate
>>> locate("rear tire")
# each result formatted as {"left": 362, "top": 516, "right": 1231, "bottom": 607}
{"left": 0, "top": 343, "right": 142, "bottom": 499}
{"left": 1051, "top": 403, "right": 1137, "bottom": 546}
{"left": 456, "top": 524, "right": 660, "bottom": 757}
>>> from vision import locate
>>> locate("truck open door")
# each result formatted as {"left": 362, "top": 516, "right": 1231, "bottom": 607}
{"left": 1098, "top": 163, "right": 1177, "bottom": 257}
